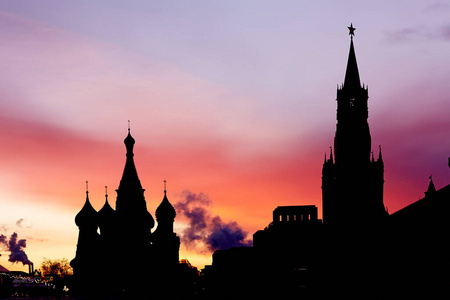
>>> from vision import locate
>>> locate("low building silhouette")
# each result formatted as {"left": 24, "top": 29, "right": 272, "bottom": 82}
{"left": 387, "top": 178, "right": 450, "bottom": 298}
{"left": 206, "top": 206, "right": 322, "bottom": 298}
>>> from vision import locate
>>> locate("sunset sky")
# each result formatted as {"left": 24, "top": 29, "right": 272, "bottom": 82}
{"left": 1, "top": 1, "right": 450, "bottom": 272}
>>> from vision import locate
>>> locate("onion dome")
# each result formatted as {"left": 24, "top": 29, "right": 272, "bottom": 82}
{"left": 75, "top": 190, "right": 98, "bottom": 228}
{"left": 98, "top": 187, "right": 115, "bottom": 224}
{"left": 156, "top": 190, "right": 176, "bottom": 222}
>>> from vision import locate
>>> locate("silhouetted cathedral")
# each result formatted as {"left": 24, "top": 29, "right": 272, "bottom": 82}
{"left": 71, "top": 128, "right": 180, "bottom": 297}
{"left": 322, "top": 25, "right": 387, "bottom": 228}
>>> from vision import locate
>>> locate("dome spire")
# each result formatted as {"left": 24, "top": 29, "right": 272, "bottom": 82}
{"left": 124, "top": 120, "right": 135, "bottom": 156}
{"left": 119, "top": 121, "right": 142, "bottom": 191}
{"left": 105, "top": 185, "right": 109, "bottom": 204}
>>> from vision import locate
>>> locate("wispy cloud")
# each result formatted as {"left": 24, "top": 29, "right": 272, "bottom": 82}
{"left": 423, "top": 2, "right": 450, "bottom": 13}
{"left": 384, "top": 26, "right": 428, "bottom": 44}
{"left": 438, "top": 24, "right": 450, "bottom": 40}
{"left": 0, "top": 225, "right": 8, "bottom": 233}
{"left": 385, "top": 23, "right": 450, "bottom": 44}
{"left": 15, "top": 218, "right": 24, "bottom": 228}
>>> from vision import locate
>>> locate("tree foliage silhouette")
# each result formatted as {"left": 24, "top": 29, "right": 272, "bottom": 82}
{"left": 41, "top": 258, "right": 73, "bottom": 277}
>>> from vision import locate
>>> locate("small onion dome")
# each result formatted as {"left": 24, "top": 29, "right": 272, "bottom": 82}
{"left": 98, "top": 197, "right": 115, "bottom": 225}
{"left": 75, "top": 192, "right": 98, "bottom": 228}
{"left": 155, "top": 191, "right": 176, "bottom": 222}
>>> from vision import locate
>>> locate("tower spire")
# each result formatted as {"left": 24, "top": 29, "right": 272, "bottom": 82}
{"left": 378, "top": 145, "right": 383, "bottom": 162}
{"left": 344, "top": 23, "right": 361, "bottom": 91}
{"left": 425, "top": 175, "right": 436, "bottom": 197}
{"left": 329, "top": 146, "right": 333, "bottom": 164}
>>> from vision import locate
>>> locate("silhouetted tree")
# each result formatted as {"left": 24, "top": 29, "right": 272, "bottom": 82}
{"left": 41, "top": 258, "right": 73, "bottom": 277}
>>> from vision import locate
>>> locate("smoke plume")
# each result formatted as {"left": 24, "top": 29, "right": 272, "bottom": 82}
{"left": 174, "top": 191, "right": 253, "bottom": 252}
{"left": 0, "top": 232, "right": 33, "bottom": 265}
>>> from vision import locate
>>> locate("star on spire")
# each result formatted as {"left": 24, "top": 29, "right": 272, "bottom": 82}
{"left": 348, "top": 23, "right": 356, "bottom": 38}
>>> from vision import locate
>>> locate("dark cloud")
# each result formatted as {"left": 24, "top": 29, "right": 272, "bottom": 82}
{"left": 207, "top": 216, "right": 253, "bottom": 250}
{"left": 0, "top": 232, "right": 32, "bottom": 265}
{"left": 174, "top": 191, "right": 211, "bottom": 247}
{"left": 174, "top": 191, "right": 253, "bottom": 252}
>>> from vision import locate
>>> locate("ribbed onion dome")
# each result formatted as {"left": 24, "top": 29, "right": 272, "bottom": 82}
{"left": 75, "top": 192, "right": 98, "bottom": 228}
{"left": 155, "top": 191, "right": 176, "bottom": 221}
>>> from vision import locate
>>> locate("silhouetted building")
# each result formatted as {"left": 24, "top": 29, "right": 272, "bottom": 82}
{"left": 153, "top": 186, "right": 180, "bottom": 269}
{"left": 322, "top": 26, "right": 387, "bottom": 229}
{"left": 387, "top": 178, "right": 450, "bottom": 298}
{"left": 71, "top": 128, "right": 181, "bottom": 297}
{"left": 71, "top": 189, "right": 100, "bottom": 295}
{"left": 253, "top": 205, "right": 321, "bottom": 263}
{"left": 97, "top": 188, "right": 120, "bottom": 296}
{"left": 206, "top": 206, "right": 322, "bottom": 299}
{"left": 152, "top": 186, "right": 181, "bottom": 298}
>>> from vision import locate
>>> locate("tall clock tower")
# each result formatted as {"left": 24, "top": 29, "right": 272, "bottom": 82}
{"left": 322, "top": 25, "right": 387, "bottom": 228}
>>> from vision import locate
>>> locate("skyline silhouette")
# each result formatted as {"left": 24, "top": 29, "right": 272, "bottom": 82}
{"left": 64, "top": 27, "right": 450, "bottom": 298}
{"left": 1, "top": 1, "right": 450, "bottom": 275}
